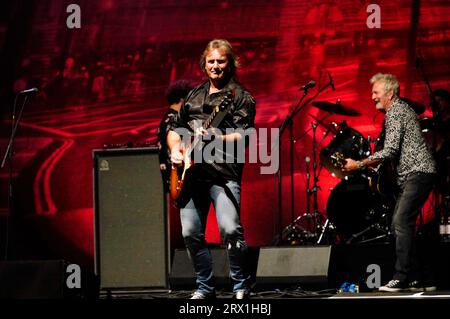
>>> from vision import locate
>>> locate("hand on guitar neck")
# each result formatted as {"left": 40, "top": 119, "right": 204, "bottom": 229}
{"left": 341, "top": 155, "right": 380, "bottom": 172}
{"left": 342, "top": 157, "right": 364, "bottom": 171}
{"left": 326, "top": 151, "right": 365, "bottom": 172}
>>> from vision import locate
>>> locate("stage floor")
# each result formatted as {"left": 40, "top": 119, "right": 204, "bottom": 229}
{"left": 100, "top": 288, "right": 450, "bottom": 300}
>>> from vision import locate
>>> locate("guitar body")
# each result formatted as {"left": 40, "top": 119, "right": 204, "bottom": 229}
{"left": 168, "top": 90, "right": 234, "bottom": 205}
{"left": 369, "top": 160, "right": 397, "bottom": 197}
{"left": 330, "top": 151, "right": 397, "bottom": 198}
{"left": 169, "top": 164, "right": 184, "bottom": 201}
{"left": 169, "top": 150, "right": 192, "bottom": 202}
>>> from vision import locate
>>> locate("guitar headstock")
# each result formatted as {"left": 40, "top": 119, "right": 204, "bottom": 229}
{"left": 330, "top": 152, "right": 346, "bottom": 169}
{"left": 215, "top": 90, "right": 233, "bottom": 112}
{"left": 204, "top": 90, "right": 235, "bottom": 129}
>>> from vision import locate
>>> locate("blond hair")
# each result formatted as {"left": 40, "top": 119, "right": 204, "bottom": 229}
{"left": 370, "top": 73, "right": 400, "bottom": 96}
{"left": 200, "top": 39, "right": 239, "bottom": 76}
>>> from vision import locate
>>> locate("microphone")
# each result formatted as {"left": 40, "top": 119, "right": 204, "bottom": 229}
{"left": 328, "top": 72, "right": 335, "bottom": 90}
{"left": 18, "top": 88, "right": 38, "bottom": 94}
{"left": 299, "top": 80, "right": 316, "bottom": 91}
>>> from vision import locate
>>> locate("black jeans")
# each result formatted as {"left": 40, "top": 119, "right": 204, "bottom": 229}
{"left": 392, "top": 172, "right": 436, "bottom": 283}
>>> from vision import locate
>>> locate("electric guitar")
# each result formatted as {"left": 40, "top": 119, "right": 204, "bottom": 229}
{"left": 330, "top": 151, "right": 396, "bottom": 196}
{"left": 169, "top": 91, "right": 234, "bottom": 204}
{"left": 329, "top": 151, "right": 369, "bottom": 180}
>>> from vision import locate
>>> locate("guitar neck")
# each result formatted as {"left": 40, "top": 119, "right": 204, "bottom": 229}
{"left": 203, "top": 106, "right": 219, "bottom": 130}
{"left": 185, "top": 105, "right": 221, "bottom": 157}
{"left": 185, "top": 91, "right": 232, "bottom": 156}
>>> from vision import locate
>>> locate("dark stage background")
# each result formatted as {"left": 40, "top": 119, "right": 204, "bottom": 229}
{"left": 0, "top": 0, "right": 449, "bottom": 271}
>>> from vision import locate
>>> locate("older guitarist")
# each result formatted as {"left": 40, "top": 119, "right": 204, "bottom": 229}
{"left": 343, "top": 73, "right": 437, "bottom": 292}
{"left": 167, "top": 39, "right": 255, "bottom": 299}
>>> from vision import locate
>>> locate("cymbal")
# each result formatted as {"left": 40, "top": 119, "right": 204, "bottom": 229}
{"left": 309, "top": 114, "right": 339, "bottom": 134}
{"left": 400, "top": 97, "right": 425, "bottom": 115}
{"left": 312, "top": 100, "right": 361, "bottom": 116}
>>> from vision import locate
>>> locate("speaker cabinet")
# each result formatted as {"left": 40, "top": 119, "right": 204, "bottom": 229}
{"left": 93, "top": 147, "right": 168, "bottom": 291}
{"left": 256, "top": 246, "right": 331, "bottom": 287}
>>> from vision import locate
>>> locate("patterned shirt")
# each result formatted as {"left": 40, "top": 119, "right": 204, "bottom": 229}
{"left": 368, "top": 98, "right": 436, "bottom": 186}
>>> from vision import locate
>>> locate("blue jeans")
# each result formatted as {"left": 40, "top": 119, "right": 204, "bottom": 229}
{"left": 392, "top": 172, "right": 436, "bottom": 282}
{"left": 180, "top": 180, "right": 250, "bottom": 294}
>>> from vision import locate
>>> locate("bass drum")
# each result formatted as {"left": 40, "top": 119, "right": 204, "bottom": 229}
{"left": 326, "top": 176, "right": 387, "bottom": 242}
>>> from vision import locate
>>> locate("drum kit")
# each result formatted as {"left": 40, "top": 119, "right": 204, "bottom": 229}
{"left": 280, "top": 100, "right": 398, "bottom": 246}
{"left": 280, "top": 94, "right": 450, "bottom": 245}
{"left": 275, "top": 71, "right": 445, "bottom": 246}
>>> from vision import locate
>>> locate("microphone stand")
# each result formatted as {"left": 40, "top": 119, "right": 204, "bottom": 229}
{"left": 274, "top": 80, "right": 334, "bottom": 244}
{"left": 276, "top": 89, "right": 308, "bottom": 242}
{"left": 1, "top": 94, "right": 30, "bottom": 260}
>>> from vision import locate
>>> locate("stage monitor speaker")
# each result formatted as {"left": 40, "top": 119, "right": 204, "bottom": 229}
{"left": 256, "top": 246, "right": 331, "bottom": 287}
{"left": 93, "top": 147, "right": 168, "bottom": 291}
{"left": 169, "top": 248, "right": 230, "bottom": 288}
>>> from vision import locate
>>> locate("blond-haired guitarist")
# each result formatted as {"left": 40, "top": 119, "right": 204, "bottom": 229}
{"left": 166, "top": 39, "right": 255, "bottom": 300}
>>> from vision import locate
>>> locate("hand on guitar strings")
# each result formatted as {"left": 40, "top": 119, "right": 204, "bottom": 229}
{"left": 170, "top": 146, "right": 184, "bottom": 166}
{"left": 194, "top": 127, "right": 224, "bottom": 142}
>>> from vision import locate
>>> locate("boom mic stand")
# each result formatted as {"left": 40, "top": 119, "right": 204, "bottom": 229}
{"left": 1, "top": 92, "right": 33, "bottom": 260}
{"left": 274, "top": 79, "right": 334, "bottom": 244}
{"left": 307, "top": 119, "right": 335, "bottom": 244}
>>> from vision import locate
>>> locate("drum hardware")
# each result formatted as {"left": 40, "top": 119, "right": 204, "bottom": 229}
{"left": 316, "top": 116, "right": 397, "bottom": 244}
{"left": 274, "top": 77, "right": 335, "bottom": 244}
{"left": 312, "top": 100, "right": 362, "bottom": 116}
{"left": 283, "top": 115, "right": 343, "bottom": 245}
{"left": 279, "top": 119, "right": 331, "bottom": 246}
{"left": 302, "top": 118, "right": 336, "bottom": 244}
{"left": 283, "top": 99, "right": 374, "bottom": 245}
{"left": 326, "top": 174, "right": 394, "bottom": 244}
{"left": 280, "top": 212, "right": 327, "bottom": 245}
{"left": 317, "top": 218, "right": 335, "bottom": 244}
{"left": 308, "top": 114, "right": 339, "bottom": 136}
{"left": 345, "top": 212, "right": 391, "bottom": 244}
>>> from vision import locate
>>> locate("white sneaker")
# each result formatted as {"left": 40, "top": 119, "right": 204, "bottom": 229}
{"left": 379, "top": 279, "right": 407, "bottom": 292}
{"left": 235, "top": 290, "right": 250, "bottom": 299}
{"left": 190, "top": 291, "right": 215, "bottom": 299}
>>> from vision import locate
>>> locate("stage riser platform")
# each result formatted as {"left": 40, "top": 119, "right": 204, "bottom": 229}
{"left": 170, "top": 243, "right": 450, "bottom": 291}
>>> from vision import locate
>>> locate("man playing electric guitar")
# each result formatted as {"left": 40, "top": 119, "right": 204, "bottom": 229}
{"left": 343, "top": 73, "right": 437, "bottom": 292}
{"left": 166, "top": 39, "right": 256, "bottom": 299}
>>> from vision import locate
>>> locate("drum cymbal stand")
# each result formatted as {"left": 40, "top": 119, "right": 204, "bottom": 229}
{"left": 310, "top": 122, "right": 321, "bottom": 237}
{"left": 291, "top": 107, "right": 336, "bottom": 244}
{"left": 293, "top": 119, "right": 334, "bottom": 245}
{"left": 273, "top": 77, "right": 335, "bottom": 245}
{"left": 308, "top": 121, "right": 335, "bottom": 244}
{"left": 282, "top": 121, "right": 333, "bottom": 245}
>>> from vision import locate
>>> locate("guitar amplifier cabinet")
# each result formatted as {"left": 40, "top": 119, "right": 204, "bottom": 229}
{"left": 93, "top": 147, "right": 169, "bottom": 292}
